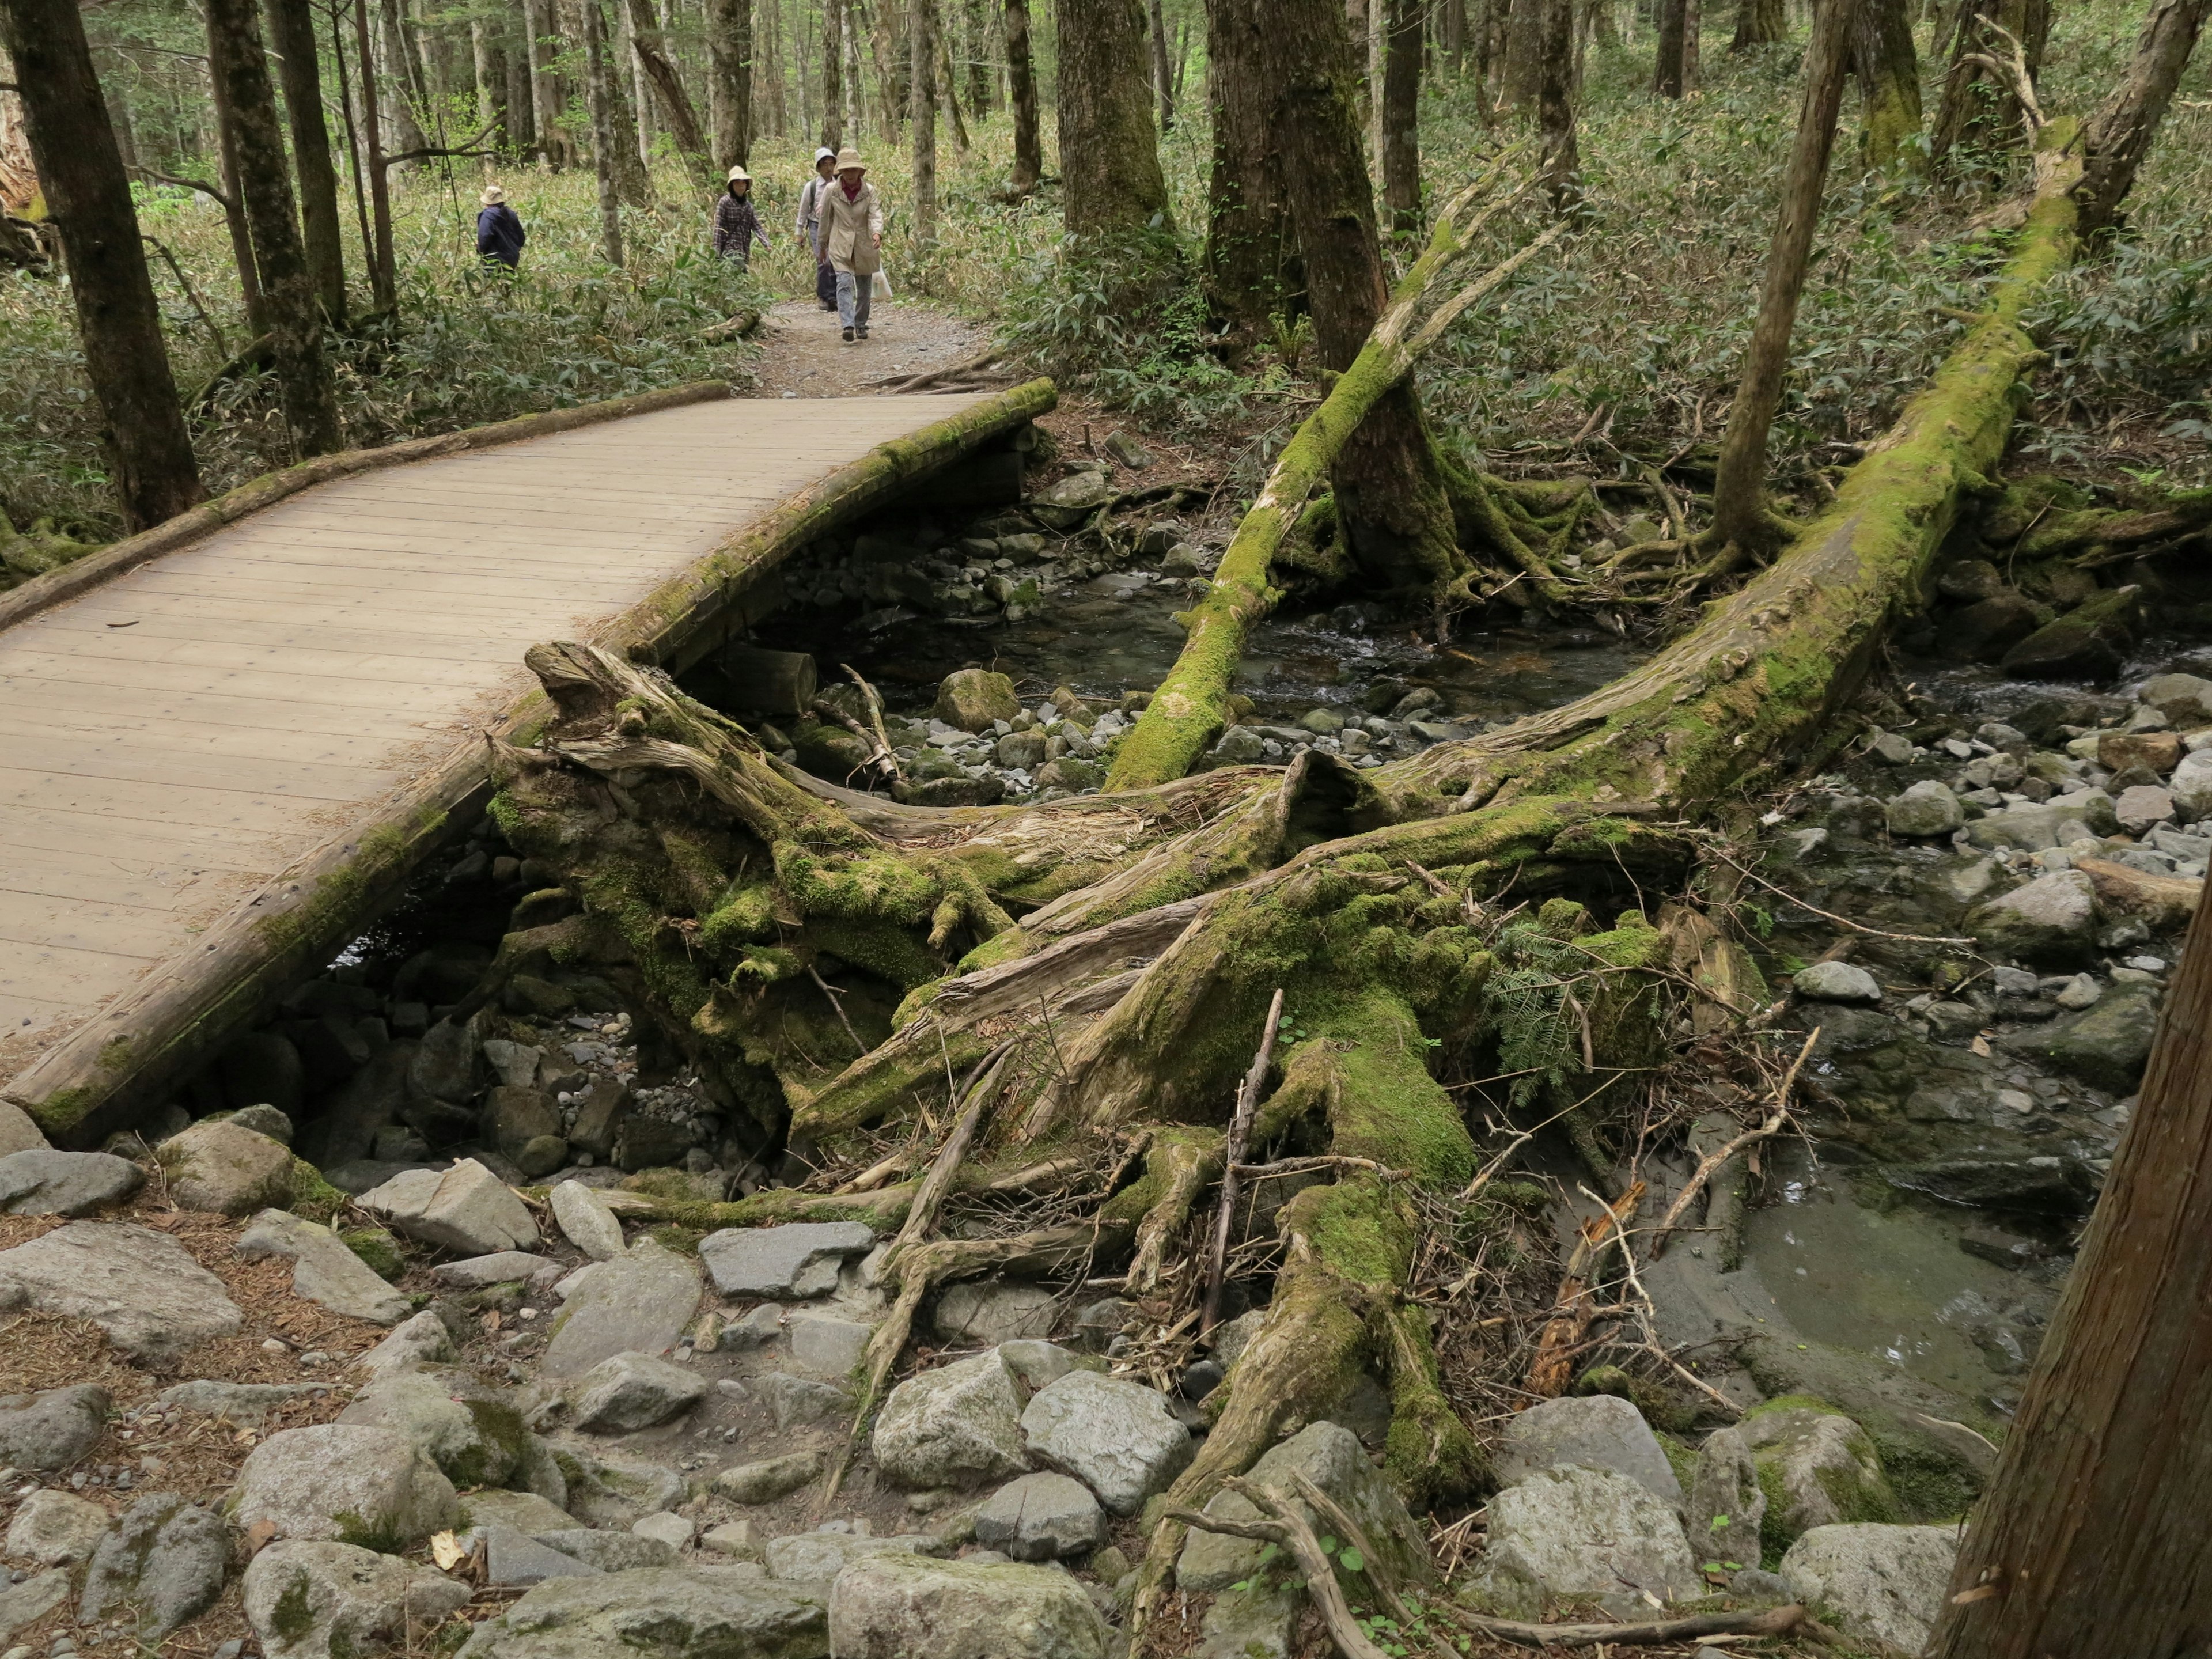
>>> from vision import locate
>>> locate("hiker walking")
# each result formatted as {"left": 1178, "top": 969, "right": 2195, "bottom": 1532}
{"left": 818, "top": 149, "right": 882, "bottom": 343}
{"left": 476, "top": 184, "right": 525, "bottom": 270}
{"left": 713, "top": 167, "right": 770, "bottom": 272}
{"left": 794, "top": 147, "right": 838, "bottom": 312}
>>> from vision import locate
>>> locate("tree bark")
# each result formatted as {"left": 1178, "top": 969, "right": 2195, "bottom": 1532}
{"left": 1380, "top": 0, "right": 1422, "bottom": 234}
{"left": 626, "top": 0, "right": 714, "bottom": 184}
{"left": 527, "top": 0, "right": 564, "bottom": 165}
{"left": 1654, "top": 0, "right": 1687, "bottom": 92}
{"left": 207, "top": 0, "right": 343, "bottom": 457}
{"left": 1707, "top": 0, "right": 1854, "bottom": 557}
{"left": 2076, "top": 0, "right": 2210, "bottom": 236}
{"left": 911, "top": 0, "right": 937, "bottom": 252}
{"left": 0, "top": 0, "right": 203, "bottom": 530}
{"left": 207, "top": 52, "right": 270, "bottom": 331}
{"left": 1927, "top": 734, "right": 2212, "bottom": 1658}
{"left": 376, "top": 0, "right": 427, "bottom": 161}
{"left": 708, "top": 0, "right": 753, "bottom": 166}
{"left": 1537, "top": 0, "right": 1580, "bottom": 210}
{"left": 964, "top": 0, "right": 991, "bottom": 111}
{"left": 584, "top": 0, "right": 624, "bottom": 263}
{"left": 353, "top": 0, "right": 397, "bottom": 309}
{"left": 1931, "top": 0, "right": 2050, "bottom": 169}
{"left": 1004, "top": 0, "right": 1040, "bottom": 192}
{"left": 1732, "top": 0, "right": 1786, "bottom": 48}
{"left": 1504, "top": 0, "right": 1544, "bottom": 103}
{"left": 1851, "top": 0, "right": 1923, "bottom": 171}
{"left": 820, "top": 0, "right": 844, "bottom": 146}
{"left": 1145, "top": 0, "right": 1176, "bottom": 130}
{"left": 263, "top": 0, "right": 346, "bottom": 323}
{"left": 1057, "top": 0, "right": 1173, "bottom": 239}
{"left": 1202, "top": 0, "right": 1297, "bottom": 334}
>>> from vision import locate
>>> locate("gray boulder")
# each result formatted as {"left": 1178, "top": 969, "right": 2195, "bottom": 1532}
{"left": 460, "top": 1490, "right": 577, "bottom": 1534}
{"left": 1885, "top": 781, "right": 1964, "bottom": 838}
{"left": 2172, "top": 747, "right": 2212, "bottom": 819}
{"left": 1178, "top": 1421, "right": 1433, "bottom": 1595}
{"left": 157, "top": 1379, "right": 324, "bottom": 1423}
{"left": 454, "top": 1566, "right": 827, "bottom": 1659}
{"left": 230, "top": 1103, "right": 296, "bottom": 1142}
{"left": 999, "top": 1340, "right": 1084, "bottom": 1394}
{"left": 531, "top": 1529, "right": 677, "bottom": 1572}
{"left": 1019, "top": 1370, "right": 1192, "bottom": 1516}
{"left": 338, "top": 1366, "right": 529, "bottom": 1488}
{"left": 0, "top": 1149, "right": 144, "bottom": 1216}
{"left": 1467, "top": 1467, "right": 1700, "bottom": 1613}
{"left": 1688, "top": 1421, "right": 1764, "bottom": 1573}
{"left": 354, "top": 1309, "right": 457, "bottom": 1381}
{"left": 480, "top": 1524, "right": 601, "bottom": 1587}
{"left": 934, "top": 668, "right": 1025, "bottom": 731}
{"left": 1494, "top": 1393, "right": 1683, "bottom": 1507}
{"left": 237, "top": 1207, "right": 411, "bottom": 1325}
{"left": 433, "top": 1251, "right": 564, "bottom": 1290}
{"left": 4, "top": 1489, "right": 111, "bottom": 1565}
{"left": 789, "top": 1310, "right": 876, "bottom": 1378}
{"left": 1688, "top": 1404, "right": 1897, "bottom": 1564}
{"left": 829, "top": 1552, "right": 1111, "bottom": 1659}
{"left": 0, "top": 1221, "right": 240, "bottom": 1363}
{"left": 0, "top": 1570, "right": 70, "bottom": 1643}
{"left": 540, "top": 1240, "right": 702, "bottom": 1378}
{"left": 2116, "top": 784, "right": 2176, "bottom": 833}
{"left": 0, "top": 1383, "right": 109, "bottom": 1471}
{"left": 764, "top": 1529, "right": 930, "bottom": 1582}
{"left": 550, "top": 1180, "right": 626, "bottom": 1261}
{"left": 873, "top": 1349, "right": 1032, "bottom": 1490}
{"left": 1791, "top": 961, "right": 1881, "bottom": 1005}
{"left": 230, "top": 1423, "right": 459, "bottom": 1551}
{"left": 157, "top": 1119, "right": 296, "bottom": 1214}
{"left": 2002, "top": 982, "right": 2161, "bottom": 1093}
{"left": 974, "top": 1472, "right": 1107, "bottom": 1561}
{"left": 0, "top": 1102, "right": 49, "bottom": 1158}
{"left": 357, "top": 1159, "right": 537, "bottom": 1255}
{"left": 1967, "top": 869, "right": 2099, "bottom": 968}
{"left": 1779, "top": 1523, "right": 1959, "bottom": 1653}
{"left": 244, "top": 1540, "right": 474, "bottom": 1659}
{"left": 696, "top": 1220, "right": 877, "bottom": 1299}
{"left": 556, "top": 1454, "right": 683, "bottom": 1531}
{"left": 713, "top": 1448, "right": 825, "bottom": 1505}
{"left": 77, "top": 1493, "right": 228, "bottom": 1639}
{"left": 748, "top": 1370, "right": 850, "bottom": 1430}
{"left": 935, "top": 1281, "right": 1059, "bottom": 1345}
{"left": 568, "top": 1350, "right": 708, "bottom": 1433}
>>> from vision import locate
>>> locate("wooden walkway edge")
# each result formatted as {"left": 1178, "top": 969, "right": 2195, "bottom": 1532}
{"left": 1, "top": 377, "right": 1056, "bottom": 1145}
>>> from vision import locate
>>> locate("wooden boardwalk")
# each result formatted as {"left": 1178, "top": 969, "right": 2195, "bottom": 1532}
{"left": 0, "top": 388, "right": 1016, "bottom": 1128}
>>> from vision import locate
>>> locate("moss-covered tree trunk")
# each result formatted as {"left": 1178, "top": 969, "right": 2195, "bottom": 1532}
{"left": 1056, "top": 0, "right": 1173, "bottom": 239}
{"left": 1853, "top": 0, "right": 1925, "bottom": 172}
{"left": 1732, "top": 0, "right": 1786, "bottom": 51}
{"left": 1201, "top": 0, "right": 1298, "bottom": 335}
{"left": 1932, "top": 0, "right": 2050, "bottom": 178}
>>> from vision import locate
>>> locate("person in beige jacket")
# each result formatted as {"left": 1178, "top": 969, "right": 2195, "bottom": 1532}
{"left": 818, "top": 148, "right": 884, "bottom": 342}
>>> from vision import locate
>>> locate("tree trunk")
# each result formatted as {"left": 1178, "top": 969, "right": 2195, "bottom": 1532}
{"left": 820, "top": 0, "right": 845, "bottom": 146}
{"left": 1148, "top": 0, "right": 1176, "bottom": 130}
{"left": 1927, "top": 653, "right": 2212, "bottom": 1657}
{"left": 2077, "top": 0, "right": 2210, "bottom": 236}
{"left": 377, "top": 0, "right": 428, "bottom": 160}
{"left": 264, "top": 0, "right": 347, "bottom": 323}
{"left": 1931, "top": 0, "right": 2050, "bottom": 170}
{"left": 1706, "top": 0, "right": 1854, "bottom": 557}
{"left": 471, "top": 16, "right": 500, "bottom": 147}
{"left": 527, "top": 0, "right": 563, "bottom": 165}
{"left": 1444, "top": 0, "right": 1467, "bottom": 69}
{"left": 1380, "top": 0, "right": 1422, "bottom": 234}
{"left": 1732, "top": 0, "right": 1786, "bottom": 47}
{"left": 354, "top": 0, "right": 397, "bottom": 308}
{"left": 505, "top": 0, "right": 533, "bottom": 141}
{"left": 1653, "top": 0, "right": 1686, "bottom": 92}
{"left": 708, "top": 0, "right": 753, "bottom": 165}
{"left": 1684, "top": 0, "right": 1702, "bottom": 86}
{"left": 583, "top": 0, "right": 625, "bottom": 263}
{"left": 1057, "top": 0, "right": 1174, "bottom": 239}
{"left": 1004, "top": 0, "right": 1040, "bottom": 192}
{"left": 626, "top": 0, "right": 714, "bottom": 184}
{"left": 1851, "top": 0, "right": 1923, "bottom": 171}
{"left": 207, "top": 53, "right": 270, "bottom": 331}
{"left": 0, "top": 0, "right": 203, "bottom": 530}
{"left": 911, "top": 0, "right": 937, "bottom": 252}
{"left": 1504, "top": 0, "right": 1544, "bottom": 103}
{"left": 965, "top": 0, "right": 991, "bottom": 111}
{"left": 1202, "top": 0, "right": 1297, "bottom": 334}
{"left": 1538, "top": 0, "right": 1580, "bottom": 209}
{"left": 207, "top": 0, "right": 343, "bottom": 458}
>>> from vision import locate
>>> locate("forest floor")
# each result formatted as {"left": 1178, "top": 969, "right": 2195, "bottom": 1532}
{"left": 746, "top": 294, "right": 987, "bottom": 399}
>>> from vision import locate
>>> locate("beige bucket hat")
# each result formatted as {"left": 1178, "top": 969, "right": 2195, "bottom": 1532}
{"left": 480, "top": 184, "right": 506, "bottom": 205}
{"left": 834, "top": 149, "right": 866, "bottom": 173}
{"left": 727, "top": 165, "right": 751, "bottom": 184}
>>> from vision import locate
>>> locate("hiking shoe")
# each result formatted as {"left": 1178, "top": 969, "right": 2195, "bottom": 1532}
{"left": 857, "top": 328, "right": 869, "bottom": 340}
{"left": 841, "top": 327, "right": 855, "bottom": 342}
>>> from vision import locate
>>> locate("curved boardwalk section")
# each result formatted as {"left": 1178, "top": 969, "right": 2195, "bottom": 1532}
{"left": 0, "top": 387, "right": 1031, "bottom": 1138}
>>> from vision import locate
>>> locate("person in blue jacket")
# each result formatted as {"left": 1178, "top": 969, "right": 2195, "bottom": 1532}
{"left": 476, "top": 184, "right": 526, "bottom": 270}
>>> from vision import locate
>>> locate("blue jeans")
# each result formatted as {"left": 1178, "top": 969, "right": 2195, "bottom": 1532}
{"left": 835, "top": 269, "right": 872, "bottom": 334}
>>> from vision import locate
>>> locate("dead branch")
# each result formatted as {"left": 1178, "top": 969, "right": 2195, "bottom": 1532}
{"left": 888, "top": 1039, "right": 1016, "bottom": 1265}
{"left": 1168, "top": 1476, "right": 1396, "bottom": 1659}
{"left": 1436, "top": 1602, "right": 1808, "bottom": 1649}
{"left": 1645, "top": 1027, "right": 1815, "bottom": 1258}
{"left": 1202, "top": 988, "right": 1286, "bottom": 1334}
{"left": 1229, "top": 1154, "right": 1410, "bottom": 1182}
{"left": 1524, "top": 1181, "right": 1645, "bottom": 1398}
{"left": 696, "top": 308, "right": 763, "bottom": 340}
{"left": 1289, "top": 1472, "right": 1458, "bottom": 1659}
{"left": 842, "top": 665, "right": 904, "bottom": 781}
{"left": 805, "top": 964, "right": 867, "bottom": 1056}
{"left": 868, "top": 344, "right": 1013, "bottom": 392}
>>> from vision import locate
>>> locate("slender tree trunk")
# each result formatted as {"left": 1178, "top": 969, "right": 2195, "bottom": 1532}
{"left": 1058, "top": 0, "right": 1174, "bottom": 238}
{"left": 583, "top": 0, "right": 625, "bottom": 262}
{"left": 938, "top": 31, "right": 970, "bottom": 148}
{"left": 1004, "top": 0, "right": 1039, "bottom": 191}
{"left": 1147, "top": 0, "right": 1176, "bottom": 130}
{"left": 1653, "top": 0, "right": 1685, "bottom": 92}
{"left": 0, "top": 0, "right": 203, "bottom": 529}
{"left": 1380, "top": 0, "right": 1422, "bottom": 234}
{"left": 207, "top": 0, "right": 342, "bottom": 457}
{"left": 207, "top": 54, "right": 270, "bottom": 330}
{"left": 2077, "top": 0, "right": 2210, "bottom": 234}
{"left": 708, "top": 0, "right": 754, "bottom": 165}
{"left": 965, "top": 0, "right": 991, "bottom": 110}
{"left": 1927, "top": 874, "right": 2212, "bottom": 1657}
{"left": 1202, "top": 0, "right": 1296, "bottom": 332}
{"left": 1732, "top": 0, "right": 1785, "bottom": 46}
{"left": 354, "top": 0, "right": 396, "bottom": 307}
{"left": 1504, "top": 0, "right": 1544, "bottom": 103}
{"left": 819, "top": 0, "right": 846, "bottom": 145}
{"left": 626, "top": 0, "right": 715, "bottom": 183}
{"left": 1444, "top": 0, "right": 1467, "bottom": 68}
{"left": 1851, "top": 0, "right": 1923, "bottom": 169}
{"left": 1262, "top": 0, "right": 1460, "bottom": 598}
{"left": 1707, "top": 0, "right": 1854, "bottom": 553}
{"left": 328, "top": 0, "right": 378, "bottom": 294}
{"left": 1931, "top": 0, "right": 2050, "bottom": 168}
{"left": 911, "top": 0, "right": 937, "bottom": 253}
{"left": 471, "top": 16, "right": 499, "bottom": 145}
{"left": 1683, "top": 0, "right": 1701, "bottom": 85}
{"left": 265, "top": 0, "right": 348, "bottom": 322}
{"left": 377, "top": 0, "right": 427, "bottom": 158}
{"left": 527, "top": 0, "right": 565, "bottom": 166}
{"left": 1538, "top": 0, "right": 1580, "bottom": 209}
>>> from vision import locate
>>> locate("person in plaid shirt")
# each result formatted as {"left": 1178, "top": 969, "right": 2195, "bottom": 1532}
{"left": 713, "top": 166, "right": 770, "bottom": 272}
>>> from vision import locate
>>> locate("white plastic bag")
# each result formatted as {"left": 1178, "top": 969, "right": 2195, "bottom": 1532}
{"left": 872, "top": 269, "right": 894, "bottom": 301}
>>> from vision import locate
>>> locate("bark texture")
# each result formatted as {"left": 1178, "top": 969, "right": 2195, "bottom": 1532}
{"left": 0, "top": 0, "right": 204, "bottom": 529}
{"left": 820, "top": 0, "right": 844, "bottom": 148}
{"left": 1379, "top": 0, "right": 1422, "bottom": 234}
{"left": 708, "top": 0, "right": 754, "bottom": 166}
{"left": 627, "top": 0, "right": 714, "bottom": 185}
{"left": 1537, "top": 0, "right": 1580, "bottom": 211}
{"left": 263, "top": 0, "right": 347, "bottom": 321}
{"left": 1931, "top": 0, "right": 2050, "bottom": 170}
{"left": 1732, "top": 0, "right": 1786, "bottom": 49}
{"left": 2076, "top": 0, "right": 2210, "bottom": 235}
{"left": 584, "top": 0, "right": 626, "bottom": 264}
{"left": 1005, "top": 0, "right": 1041, "bottom": 194}
{"left": 1654, "top": 0, "right": 1688, "bottom": 94}
{"left": 1203, "top": 0, "right": 1296, "bottom": 332}
{"left": 1057, "top": 0, "right": 1173, "bottom": 237}
{"left": 911, "top": 0, "right": 937, "bottom": 251}
{"left": 1851, "top": 0, "right": 1923, "bottom": 173}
